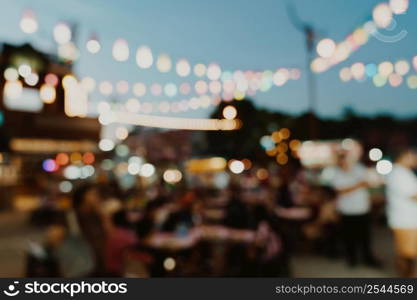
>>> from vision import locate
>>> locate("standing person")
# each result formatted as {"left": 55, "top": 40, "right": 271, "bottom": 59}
{"left": 105, "top": 210, "right": 139, "bottom": 276}
{"left": 26, "top": 223, "right": 65, "bottom": 277}
{"left": 73, "top": 184, "right": 110, "bottom": 276}
{"left": 330, "top": 151, "right": 380, "bottom": 267}
{"left": 386, "top": 148, "right": 417, "bottom": 277}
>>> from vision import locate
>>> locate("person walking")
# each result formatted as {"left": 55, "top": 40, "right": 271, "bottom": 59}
{"left": 386, "top": 148, "right": 417, "bottom": 277}
{"left": 330, "top": 151, "right": 379, "bottom": 267}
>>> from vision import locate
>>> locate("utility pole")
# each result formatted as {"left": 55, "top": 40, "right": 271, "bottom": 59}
{"left": 286, "top": 3, "right": 319, "bottom": 140}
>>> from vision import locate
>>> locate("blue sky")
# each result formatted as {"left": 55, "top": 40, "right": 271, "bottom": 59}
{"left": 0, "top": 0, "right": 416, "bottom": 119}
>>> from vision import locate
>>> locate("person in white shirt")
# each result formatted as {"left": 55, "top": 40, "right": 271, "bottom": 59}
{"left": 331, "top": 151, "right": 379, "bottom": 267}
{"left": 386, "top": 148, "right": 417, "bottom": 277}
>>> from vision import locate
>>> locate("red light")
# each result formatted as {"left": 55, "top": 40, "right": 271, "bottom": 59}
{"left": 83, "top": 152, "right": 95, "bottom": 165}
{"left": 45, "top": 73, "right": 59, "bottom": 86}
{"left": 56, "top": 153, "right": 69, "bottom": 165}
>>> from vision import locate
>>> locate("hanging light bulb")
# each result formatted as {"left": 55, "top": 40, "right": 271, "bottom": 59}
{"left": 373, "top": 3, "right": 393, "bottom": 28}
{"left": 4, "top": 80, "right": 23, "bottom": 99}
{"left": 53, "top": 22, "right": 72, "bottom": 44}
{"left": 176, "top": 59, "right": 191, "bottom": 77}
{"left": 207, "top": 63, "right": 222, "bottom": 80}
{"left": 40, "top": 84, "right": 56, "bottom": 104}
{"left": 112, "top": 39, "right": 129, "bottom": 62}
{"left": 316, "top": 38, "right": 336, "bottom": 58}
{"left": 156, "top": 54, "right": 172, "bottom": 72}
{"left": 390, "top": 0, "right": 409, "bottom": 15}
{"left": 58, "top": 42, "right": 79, "bottom": 61}
{"left": 136, "top": 46, "right": 153, "bottom": 69}
{"left": 86, "top": 35, "right": 101, "bottom": 54}
{"left": 20, "top": 10, "right": 38, "bottom": 34}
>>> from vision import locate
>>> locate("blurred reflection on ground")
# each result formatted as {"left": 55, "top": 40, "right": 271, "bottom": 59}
{"left": 0, "top": 211, "right": 408, "bottom": 277}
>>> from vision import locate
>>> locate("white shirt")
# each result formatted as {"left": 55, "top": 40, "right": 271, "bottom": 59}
{"left": 330, "top": 164, "right": 370, "bottom": 215}
{"left": 386, "top": 165, "right": 417, "bottom": 229}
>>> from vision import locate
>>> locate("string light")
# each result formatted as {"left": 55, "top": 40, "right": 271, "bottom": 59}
{"left": 156, "top": 54, "right": 172, "bottom": 72}
{"left": 394, "top": 60, "right": 410, "bottom": 76}
{"left": 12, "top": 8, "right": 310, "bottom": 83}
{"left": 373, "top": 74, "right": 387, "bottom": 87}
{"left": 340, "top": 57, "right": 417, "bottom": 89}
{"left": 25, "top": 73, "right": 39, "bottom": 86}
{"left": 64, "top": 166, "right": 82, "bottom": 179}
{"left": 209, "top": 80, "right": 222, "bottom": 94}
{"left": 40, "top": 84, "right": 56, "bottom": 103}
{"left": 164, "top": 83, "right": 177, "bottom": 97}
{"left": 98, "top": 139, "right": 115, "bottom": 151}
{"left": 316, "top": 38, "right": 336, "bottom": 58}
{"left": 273, "top": 68, "right": 289, "bottom": 86}
{"left": 378, "top": 61, "right": 394, "bottom": 77}
{"left": 195, "top": 80, "right": 208, "bottom": 95}
{"left": 56, "top": 153, "right": 70, "bottom": 165}
{"left": 228, "top": 160, "right": 245, "bottom": 174}
{"left": 80, "top": 70, "right": 298, "bottom": 115}
{"left": 150, "top": 83, "right": 162, "bottom": 96}
{"left": 58, "top": 42, "right": 79, "bottom": 61}
{"left": 351, "top": 62, "right": 365, "bottom": 80}
{"left": 139, "top": 163, "right": 155, "bottom": 177}
{"left": 112, "top": 39, "right": 129, "bottom": 62}
{"left": 369, "top": 148, "right": 383, "bottom": 161}
{"left": 3, "top": 68, "right": 19, "bottom": 81}
{"left": 390, "top": 0, "right": 409, "bottom": 14}
{"left": 45, "top": 73, "right": 59, "bottom": 86}
{"left": 9, "top": 8, "right": 308, "bottom": 129}
{"left": 110, "top": 111, "right": 241, "bottom": 131}
{"left": 81, "top": 77, "right": 96, "bottom": 92}
{"left": 15, "top": 10, "right": 304, "bottom": 97}
{"left": 376, "top": 159, "right": 393, "bottom": 175}
{"left": 116, "top": 80, "right": 129, "bottom": 94}
{"left": 136, "top": 46, "right": 153, "bottom": 69}
{"left": 29, "top": 65, "right": 300, "bottom": 118}
{"left": 176, "top": 59, "right": 191, "bottom": 77}
{"left": 339, "top": 67, "right": 352, "bottom": 82}
{"left": 53, "top": 23, "right": 72, "bottom": 45}
{"left": 132, "top": 82, "right": 147, "bottom": 97}
{"left": 407, "top": 75, "right": 417, "bottom": 89}
{"left": 373, "top": 3, "right": 393, "bottom": 28}
{"left": 86, "top": 35, "right": 101, "bottom": 54}
{"left": 20, "top": 10, "right": 38, "bottom": 34}
{"left": 163, "top": 169, "right": 182, "bottom": 184}
{"left": 222, "top": 105, "right": 237, "bottom": 120}
{"left": 18, "top": 64, "right": 31, "bottom": 77}
{"left": 207, "top": 63, "right": 222, "bottom": 81}
{"left": 4, "top": 80, "right": 23, "bottom": 99}
{"left": 312, "top": 1, "right": 409, "bottom": 73}
{"left": 43, "top": 159, "right": 57, "bottom": 172}
{"left": 115, "top": 126, "right": 129, "bottom": 140}
{"left": 62, "top": 75, "right": 88, "bottom": 117}
{"left": 194, "top": 63, "right": 207, "bottom": 77}
{"left": 388, "top": 73, "right": 402, "bottom": 87}
{"left": 125, "top": 98, "right": 141, "bottom": 113}
{"left": 99, "top": 81, "right": 113, "bottom": 95}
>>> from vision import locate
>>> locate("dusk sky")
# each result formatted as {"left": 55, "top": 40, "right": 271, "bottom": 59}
{"left": 1, "top": 0, "right": 416, "bottom": 119}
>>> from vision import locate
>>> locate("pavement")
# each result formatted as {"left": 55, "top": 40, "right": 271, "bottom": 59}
{"left": 0, "top": 212, "right": 43, "bottom": 277}
{"left": 292, "top": 225, "right": 401, "bottom": 277}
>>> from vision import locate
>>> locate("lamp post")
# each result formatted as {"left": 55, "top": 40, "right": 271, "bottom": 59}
{"left": 286, "top": 3, "right": 319, "bottom": 139}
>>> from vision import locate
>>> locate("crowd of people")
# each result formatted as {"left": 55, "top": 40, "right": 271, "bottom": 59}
{"left": 24, "top": 146, "right": 417, "bottom": 278}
